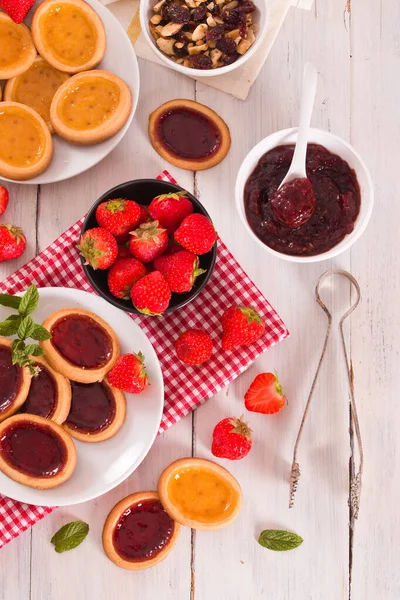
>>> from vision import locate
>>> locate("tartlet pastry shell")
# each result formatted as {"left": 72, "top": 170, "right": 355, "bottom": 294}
{"left": 0, "top": 338, "right": 31, "bottom": 424}
{"left": 0, "top": 14, "right": 37, "bottom": 80}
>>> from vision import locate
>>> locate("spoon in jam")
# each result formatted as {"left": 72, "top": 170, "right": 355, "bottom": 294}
{"left": 270, "top": 63, "right": 318, "bottom": 229}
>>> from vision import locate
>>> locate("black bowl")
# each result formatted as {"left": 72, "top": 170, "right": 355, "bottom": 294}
{"left": 80, "top": 179, "right": 217, "bottom": 314}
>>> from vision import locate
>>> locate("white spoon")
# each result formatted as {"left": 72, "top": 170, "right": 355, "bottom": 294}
{"left": 270, "top": 63, "right": 318, "bottom": 228}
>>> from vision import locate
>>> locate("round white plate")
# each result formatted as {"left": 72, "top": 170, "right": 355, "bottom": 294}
{"left": 0, "top": 0, "right": 140, "bottom": 185}
{"left": 0, "top": 287, "right": 164, "bottom": 506}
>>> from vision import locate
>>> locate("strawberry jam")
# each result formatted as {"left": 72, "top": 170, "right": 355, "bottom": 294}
{"left": 51, "top": 315, "right": 112, "bottom": 369}
{"left": 0, "top": 421, "right": 67, "bottom": 477}
{"left": 0, "top": 345, "right": 22, "bottom": 415}
{"left": 66, "top": 381, "right": 116, "bottom": 433}
{"left": 244, "top": 144, "right": 361, "bottom": 256}
{"left": 156, "top": 108, "right": 221, "bottom": 160}
{"left": 270, "top": 177, "right": 316, "bottom": 228}
{"left": 113, "top": 498, "right": 175, "bottom": 562}
{"left": 19, "top": 364, "right": 57, "bottom": 419}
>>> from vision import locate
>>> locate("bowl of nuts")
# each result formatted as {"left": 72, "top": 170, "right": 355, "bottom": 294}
{"left": 140, "top": 0, "right": 267, "bottom": 76}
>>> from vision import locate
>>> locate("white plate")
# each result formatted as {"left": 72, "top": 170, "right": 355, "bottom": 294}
{"left": 0, "top": 287, "right": 164, "bottom": 506}
{"left": 0, "top": 0, "right": 140, "bottom": 185}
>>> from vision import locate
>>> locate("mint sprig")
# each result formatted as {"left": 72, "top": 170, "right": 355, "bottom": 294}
{"left": 0, "top": 285, "right": 51, "bottom": 376}
{"left": 51, "top": 521, "right": 89, "bottom": 553}
{"left": 258, "top": 529, "right": 303, "bottom": 552}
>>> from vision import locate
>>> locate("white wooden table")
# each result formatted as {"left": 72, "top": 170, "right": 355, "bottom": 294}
{"left": 1, "top": 0, "right": 398, "bottom": 598}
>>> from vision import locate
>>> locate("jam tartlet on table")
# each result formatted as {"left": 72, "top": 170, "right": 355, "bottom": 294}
{"left": 4, "top": 57, "right": 70, "bottom": 134}
{"left": 63, "top": 380, "right": 126, "bottom": 443}
{"left": 0, "top": 102, "right": 54, "bottom": 181}
{"left": 40, "top": 308, "right": 120, "bottom": 383}
{"left": 158, "top": 457, "right": 242, "bottom": 530}
{"left": 0, "top": 338, "right": 31, "bottom": 424}
{"left": 103, "top": 491, "right": 180, "bottom": 570}
{"left": 149, "top": 99, "right": 231, "bottom": 171}
{"left": 18, "top": 356, "right": 72, "bottom": 425}
{"left": 244, "top": 143, "right": 361, "bottom": 257}
{"left": 31, "top": 0, "right": 106, "bottom": 74}
{"left": 0, "top": 13, "right": 37, "bottom": 80}
{"left": 50, "top": 70, "right": 133, "bottom": 145}
{"left": 0, "top": 414, "right": 76, "bottom": 490}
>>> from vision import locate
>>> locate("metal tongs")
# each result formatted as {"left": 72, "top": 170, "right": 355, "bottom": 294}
{"left": 289, "top": 269, "right": 364, "bottom": 519}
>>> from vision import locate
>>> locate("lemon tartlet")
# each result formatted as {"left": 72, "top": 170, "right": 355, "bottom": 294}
{"left": 31, "top": 0, "right": 106, "bottom": 74}
{"left": 158, "top": 457, "right": 242, "bottom": 530}
{"left": 5, "top": 57, "right": 70, "bottom": 133}
{"left": 103, "top": 492, "right": 180, "bottom": 570}
{"left": 49, "top": 69, "right": 132, "bottom": 145}
{"left": 0, "top": 101, "right": 53, "bottom": 181}
{"left": 0, "top": 13, "right": 37, "bottom": 80}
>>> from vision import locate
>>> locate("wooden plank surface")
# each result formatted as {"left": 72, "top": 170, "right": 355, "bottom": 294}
{"left": 0, "top": 0, "right": 399, "bottom": 598}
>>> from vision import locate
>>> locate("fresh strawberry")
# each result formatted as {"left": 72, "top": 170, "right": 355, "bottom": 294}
{"left": 130, "top": 271, "right": 171, "bottom": 315}
{"left": 149, "top": 192, "right": 194, "bottom": 234}
{"left": 221, "top": 306, "right": 265, "bottom": 350}
{"left": 244, "top": 372, "right": 286, "bottom": 415}
{"left": 174, "top": 213, "right": 217, "bottom": 255}
{"left": 128, "top": 220, "right": 168, "bottom": 263}
{"left": 154, "top": 250, "right": 206, "bottom": 293}
{"left": 211, "top": 416, "right": 252, "bottom": 460}
{"left": 0, "top": 186, "right": 9, "bottom": 216}
{"left": 77, "top": 227, "right": 118, "bottom": 270}
{"left": 95, "top": 199, "right": 141, "bottom": 243}
{"left": 0, "top": 0, "right": 35, "bottom": 23}
{"left": 175, "top": 329, "right": 213, "bottom": 365}
{"left": 117, "top": 244, "right": 132, "bottom": 259}
{"left": 138, "top": 204, "right": 150, "bottom": 225}
{"left": 108, "top": 352, "right": 148, "bottom": 394}
{"left": 107, "top": 258, "right": 147, "bottom": 300}
{"left": 0, "top": 225, "right": 26, "bottom": 263}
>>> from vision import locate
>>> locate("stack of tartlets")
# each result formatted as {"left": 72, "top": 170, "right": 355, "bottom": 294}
{"left": 0, "top": 307, "right": 128, "bottom": 490}
{"left": 0, "top": 0, "right": 132, "bottom": 181}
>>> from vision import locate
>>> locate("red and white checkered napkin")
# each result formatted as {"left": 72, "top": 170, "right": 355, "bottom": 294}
{"left": 0, "top": 171, "right": 288, "bottom": 549}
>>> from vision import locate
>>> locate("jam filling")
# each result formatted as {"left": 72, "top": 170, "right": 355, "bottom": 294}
{"left": 157, "top": 108, "right": 221, "bottom": 160}
{"left": 51, "top": 314, "right": 112, "bottom": 369}
{"left": 0, "top": 421, "right": 67, "bottom": 477}
{"left": 270, "top": 177, "right": 316, "bottom": 229}
{"left": 66, "top": 381, "right": 116, "bottom": 433}
{"left": 19, "top": 364, "right": 58, "bottom": 419}
{"left": 0, "top": 345, "right": 22, "bottom": 415}
{"left": 113, "top": 499, "right": 175, "bottom": 562}
{"left": 244, "top": 143, "right": 361, "bottom": 256}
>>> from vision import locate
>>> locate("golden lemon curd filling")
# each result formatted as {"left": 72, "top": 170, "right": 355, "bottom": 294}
{"left": 41, "top": 3, "right": 98, "bottom": 66}
{"left": 0, "top": 106, "right": 46, "bottom": 168}
{"left": 0, "top": 21, "right": 33, "bottom": 71}
{"left": 10, "top": 61, "right": 69, "bottom": 127}
{"left": 57, "top": 78, "right": 120, "bottom": 130}
{"left": 167, "top": 466, "right": 239, "bottom": 523}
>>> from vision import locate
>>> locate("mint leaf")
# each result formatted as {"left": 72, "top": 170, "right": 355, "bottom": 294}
{"left": 18, "top": 285, "right": 39, "bottom": 317}
{"left": 0, "top": 294, "right": 21, "bottom": 310}
{"left": 11, "top": 340, "right": 26, "bottom": 365}
{"left": 24, "top": 344, "right": 44, "bottom": 357}
{"left": 30, "top": 324, "right": 51, "bottom": 341}
{"left": 0, "top": 317, "right": 21, "bottom": 336}
{"left": 17, "top": 316, "right": 36, "bottom": 340}
{"left": 258, "top": 530, "right": 303, "bottom": 552}
{"left": 51, "top": 521, "right": 89, "bottom": 554}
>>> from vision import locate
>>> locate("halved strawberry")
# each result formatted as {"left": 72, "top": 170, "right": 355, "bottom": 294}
{"left": 244, "top": 372, "right": 286, "bottom": 415}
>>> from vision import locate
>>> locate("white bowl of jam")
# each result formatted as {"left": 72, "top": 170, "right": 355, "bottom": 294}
{"left": 235, "top": 128, "right": 374, "bottom": 263}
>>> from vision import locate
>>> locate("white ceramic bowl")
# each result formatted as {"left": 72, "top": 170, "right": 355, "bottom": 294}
{"left": 235, "top": 128, "right": 374, "bottom": 263}
{"left": 140, "top": 0, "right": 267, "bottom": 77}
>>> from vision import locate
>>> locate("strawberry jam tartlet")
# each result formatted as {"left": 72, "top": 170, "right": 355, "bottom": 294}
{"left": 158, "top": 457, "right": 242, "bottom": 530}
{"left": 40, "top": 308, "right": 120, "bottom": 383}
{"left": 103, "top": 491, "right": 180, "bottom": 570}
{"left": 244, "top": 143, "right": 361, "bottom": 256}
{"left": 0, "top": 338, "right": 31, "bottom": 423}
{"left": 63, "top": 380, "right": 126, "bottom": 442}
{"left": 19, "top": 356, "right": 71, "bottom": 425}
{"left": 0, "top": 414, "right": 76, "bottom": 490}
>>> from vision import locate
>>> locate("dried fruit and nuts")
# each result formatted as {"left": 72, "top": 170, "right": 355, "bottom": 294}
{"left": 149, "top": 0, "right": 258, "bottom": 70}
